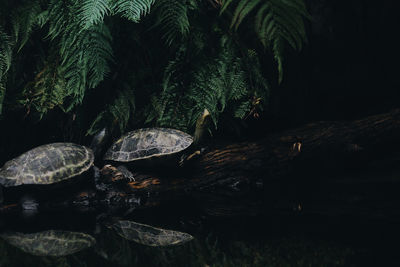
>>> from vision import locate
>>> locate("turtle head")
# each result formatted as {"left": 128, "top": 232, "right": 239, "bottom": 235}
{"left": 90, "top": 128, "right": 109, "bottom": 160}
{"left": 193, "top": 109, "right": 211, "bottom": 145}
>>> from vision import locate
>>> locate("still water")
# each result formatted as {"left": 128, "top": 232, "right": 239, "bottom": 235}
{"left": 1, "top": 205, "right": 399, "bottom": 266}
{"left": 1, "top": 162, "right": 400, "bottom": 266}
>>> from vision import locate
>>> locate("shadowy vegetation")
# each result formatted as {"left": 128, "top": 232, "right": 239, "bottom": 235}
{"left": 0, "top": 0, "right": 308, "bottom": 144}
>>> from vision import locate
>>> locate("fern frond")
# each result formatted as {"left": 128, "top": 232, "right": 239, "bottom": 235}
{"left": 221, "top": 0, "right": 309, "bottom": 83}
{"left": 36, "top": 10, "right": 50, "bottom": 28}
{"left": 0, "top": 29, "right": 12, "bottom": 78}
{"left": 11, "top": 1, "right": 43, "bottom": 51}
{"left": 47, "top": 0, "right": 74, "bottom": 40}
{"left": 111, "top": 0, "right": 155, "bottom": 22}
{"left": 46, "top": 0, "right": 114, "bottom": 111}
{"left": 147, "top": 40, "right": 267, "bottom": 132}
{"left": 146, "top": 46, "right": 192, "bottom": 130}
{"left": 84, "top": 24, "right": 114, "bottom": 88}
{"left": 78, "top": 0, "right": 111, "bottom": 30}
{"left": 19, "top": 59, "right": 69, "bottom": 117}
{"left": 0, "top": 28, "right": 12, "bottom": 115}
{"left": 87, "top": 89, "right": 135, "bottom": 135}
{"left": 61, "top": 24, "right": 113, "bottom": 110}
{"left": 187, "top": 47, "right": 247, "bottom": 128}
{"left": 231, "top": 0, "right": 262, "bottom": 30}
{"left": 154, "top": 0, "right": 190, "bottom": 46}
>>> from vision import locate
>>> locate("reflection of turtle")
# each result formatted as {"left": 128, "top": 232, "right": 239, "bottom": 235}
{"left": 0, "top": 230, "right": 96, "bottom": 256}
{"left": 0, "top": 143, "right": 94, "bottom": 204}
{"left": 110, "top": 220, "right": 194, "bottom": 247}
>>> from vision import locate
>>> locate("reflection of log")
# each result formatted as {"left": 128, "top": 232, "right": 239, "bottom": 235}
{"left": 2, "top": 109, "right": 400, "bottom": 216}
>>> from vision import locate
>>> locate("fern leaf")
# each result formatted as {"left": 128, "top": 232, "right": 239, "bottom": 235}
{"left": 11, "top": 1, "right": 42, "bottom": 51}
{"left": 153, "top": 0, "right": 190, "bottom": 46}
{"left": 19, "top": 59, "right": 69, "bottom": 116}
{"left": 0, "top": 29, "right": 12, "bottom": 77}
{"left": 46, "top": 0, "right": 114, "bottom": 112}
{"left": 111, "top": 0, "right": 155, "bottom": 22}
{"left": 47, "top": 0, "right": 70, "bottom": 40}
{"left": 84, "top": 24, "right": 114, "bottom": 88}
{"left": 221, "top": 0, "right": 309, "bottom": 82}
{"left": 0, "top": 28, "right": 12, "bottom": 115}
{"left": 78, "top": 0, "right": 111, "bottom": 30}
{"left": 231, "top": 0, "right": 262, "bottom": 30}
{"left": 220, "top": 0, "right": 235, "bottom": 14}
{"left": 87, "top": 89, "right": 135, "bottom": 135}
{"left": 148, "top": 42, "right": 263, "bottom": 132}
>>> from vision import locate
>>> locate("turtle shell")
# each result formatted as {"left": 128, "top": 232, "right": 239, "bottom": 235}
{"left": 0, "top": 143, "right": 94, "bottom": 187}
{"left": 1, "top": 230, "right": 96, "bottom": 256}
{"left": 103, "top": 128, "right": 193, "bottom": 162}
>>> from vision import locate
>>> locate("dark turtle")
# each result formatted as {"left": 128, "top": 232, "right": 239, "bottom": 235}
{"left": 103, "top": 109, "right": 210, "bottom": 166}
{"left": 0, "top": 230, "right": 96, "bottom": 256}
{"left": 0, "top": 143, "right": 93, "bottom": 187}
{"left": 103, "top": 128, "right": 193, "bottom": 162}
{"left": 0, "top": 143, "right": 94, "bottom": 205}
{"left": 110, "top": 220, "right": 194, "bottom": 247}
{"left": 96, "top": 109, "right": 210, "bottom": 184}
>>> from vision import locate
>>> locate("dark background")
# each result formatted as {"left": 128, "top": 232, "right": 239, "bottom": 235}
{"left": 272, "top": 0, "right": 400, "bottom": 127}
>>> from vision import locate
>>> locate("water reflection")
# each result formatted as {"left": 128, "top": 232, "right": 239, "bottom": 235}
{"left": 0, "top": 217, "right": 357, "bottom": 267}
{"left": 0, "top": 230, "right": 95, "bottom": 256}
{"left": 3, "top": 162, "right": 400, "bottom": 266}
{"left": 110, "top": 220, "right": 194, "bottom": 247}
{"left": 94, "top": 224, "right": 199, "bottom": 266}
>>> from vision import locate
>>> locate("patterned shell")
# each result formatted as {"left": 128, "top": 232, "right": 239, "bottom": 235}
{"left": 103, "top": 128, "right": 193, "bottom": 162}
{"left": 0, "top": 230, "right": 96, "bottom": 256}
{"left": 0, "top": 143, "right": 94, "bottom": 187}
{"left": 111, "top": 220, "right": 194, "bottom": 247}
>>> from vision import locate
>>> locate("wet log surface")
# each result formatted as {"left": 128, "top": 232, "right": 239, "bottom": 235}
{"left": 2, "top": 109, "right": 400, "bottom": 217}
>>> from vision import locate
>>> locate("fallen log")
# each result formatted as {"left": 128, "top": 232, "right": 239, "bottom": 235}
{"left": 2, "top": 109, "right": 400, "bottom": 217}
{"left": 123, "top": 108, "right": 400, "bottom": 194}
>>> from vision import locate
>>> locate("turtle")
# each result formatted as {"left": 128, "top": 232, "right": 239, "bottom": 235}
{"left": 110, "top": 220, "right": 194, "bottom": 247}
{"left": 103, "top": 128, "right": 194, "bottom": 163}
{"left": 0, "top": 230, "right": 96, "bottom": 256}
{"left": 97, "top": 109, "right": 211, "bottom": 181}
{"left": 0, "top": 143, "right": 94, "bottom": 206}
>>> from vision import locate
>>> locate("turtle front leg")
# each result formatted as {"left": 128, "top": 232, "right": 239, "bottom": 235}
{"left": 100, "top": 164, "right": 135, "bottom": 184}
{"left": 116, "top": 165, "right": 135, "bottom": 182}
{"left": 179, "top": 147, "right": 208, "bottom": 167}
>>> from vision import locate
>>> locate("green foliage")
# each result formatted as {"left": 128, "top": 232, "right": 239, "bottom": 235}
{"left": 153, "top": 0, "right": 191, "bottom": 46}
{"left": 87, "top": 89, "right": 135, "bottom": 136}
{"left": 11, "top": 1, "right": 43, "bottom": 51}
{"left": 146, "top": 38, "right": 269, "bottom": 132}
{"left": 0, "top": 0, "right": 308, "bottom": 139}
{"left": 19, "top": 58, "right": 69, "bottom": 116}
{"left": 1, "top": 0, "right": 152, "bottom": 117}
{"left": 221, "top": 0, "right": 309, "bottom": 83}
{"left": 44, "top": 1, "right": 113, "bottom": 112}
{"left": 0, "top": 28, "right": 12, "bottom": 114}
{"left": 111, "top": 0, "right": 155, "bottom": 22}
{"left": 78, "top": 0, "right": 111, "bottom": 30}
